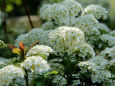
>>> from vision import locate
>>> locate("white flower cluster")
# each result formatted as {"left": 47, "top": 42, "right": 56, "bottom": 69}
{"left": 40, "top": 0, "right": 83, "bottom": 26}
{"left": 83, "top": 5, "right": 108, "bottom": 20}
{"left": 89, "top": 56, "right": 109, "bottom": 68}
{"left": 49, "top": 26, "right": 95, "bottom": 58}
{"left": 100, "top": 34, "right": 115, "bottom": 46}
{"left": 26, "top": 45, "right": 53, "bottom": 59}
{"left": 0, "top": 40, "right": 7, "bottom": 48}
{"left": 67, "top": 41, "right": 95, "bottom": 58}
{"left": 49, "top": 26, "right": 84, "bottom": 53}
{"left": 75, "top": 14, "right": 100, "bottom": 35}
{"left": 40, "top": 4, "right": 51, "bottom": 20}
{"left": 15, "top": 28, "right": 51, "bottom": 47}
{"left": 78, "top": 56, "right": 111, "bottom": 83}
{"left": 39, "top": 0, "right": 110, "bottom": 50}
{"left": 91, "top": 69, "right": 111, "bottom": 83}
{"left": 78, "top": 61, "right": 96, "bottom": 73}
{"left": 62, "top": 0, "right": 83, "bottom": 26}
{"left": 0, "top": 65, "right": 25, "bottom": 86}
{"left": 21, "top": 56, "right": 50, "bottom": 75}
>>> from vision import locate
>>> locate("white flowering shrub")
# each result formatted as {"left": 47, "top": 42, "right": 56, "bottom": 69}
{"left": 0, "top": 0, "right": 115, "bottom": 86}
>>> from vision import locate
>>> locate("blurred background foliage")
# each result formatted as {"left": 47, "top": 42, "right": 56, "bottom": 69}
{"left": 0, "top": 0, "right": 115, "bottom": 17}
{"left": 0, "top": 0, "right": 115, "bottom": 58}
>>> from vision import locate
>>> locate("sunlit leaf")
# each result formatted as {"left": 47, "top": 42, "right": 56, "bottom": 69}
{"left": 50, "top": 71, "right": 58, "bottom": 75}
{"left": 12, "top": 48, "right": 21, "bottom": 55}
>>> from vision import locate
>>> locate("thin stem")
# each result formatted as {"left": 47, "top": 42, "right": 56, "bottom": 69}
{"left": 24, "top": 69, "right": 29, "bottom": 86}
{"left": 21, "top": 0, "right": 34, "bottom": 29}
{"left": 57, "top": 76, "right": 64, "bottom": 86}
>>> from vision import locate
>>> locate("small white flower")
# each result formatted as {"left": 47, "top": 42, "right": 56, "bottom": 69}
{"left": 21, "top": 56, "right": 50, "bottom": 75}
{"left": 26, "top": 45, "right": 53, "bottom": 59}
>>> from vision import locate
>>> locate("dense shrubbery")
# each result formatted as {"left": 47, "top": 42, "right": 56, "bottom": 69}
{"left": 0, "top": 0, "right": 115, "bottom": 86}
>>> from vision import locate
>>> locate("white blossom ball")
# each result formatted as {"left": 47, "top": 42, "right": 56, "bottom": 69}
{"left": 20, "top": 56, "right": 50, "bottom": 75}
{"left": 49, "top": 26, "right": 84, "bottom": 55}
{"left": 62, "top": 0, "right": 83, "bottom": 26}
{"left": 75, "top": 14, "right": 100, "bottom": 35}
{"left": 63, "top": 0, "right": 83, "bottom": 17}
{"left": 91, "top": 70, "right": 111, "bottom": 83}
{"left": 40, "top": 4, "right": 52, "bottom": 20}
{"left": 0, "top": 65, "right": 25, "bottom": 86}
{"left": 67, "top": 41, "right": 95, "bottom": 58}
{"left": 89, "top": 56, "right": 109, "bottom": 68}
{"left": 83, "top": 5, "right": 108, "bottom": 20}
{"left": 26, "top": 45, "right": 53, "bottom": 59}
{"left": 15, "top": 28, "right": 50, "bottom": 47}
